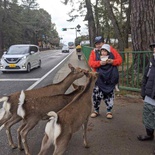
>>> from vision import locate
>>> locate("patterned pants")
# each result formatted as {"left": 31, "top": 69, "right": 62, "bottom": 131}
{"left": 92, "top": 85, "right": 115, "bottom": 113}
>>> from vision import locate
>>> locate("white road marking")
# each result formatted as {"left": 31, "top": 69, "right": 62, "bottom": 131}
{"left": 27, "top": 51, "right": 73, "bottom": 90}
{"left": 0, "top": 79, "right": 39, "bottom": 81}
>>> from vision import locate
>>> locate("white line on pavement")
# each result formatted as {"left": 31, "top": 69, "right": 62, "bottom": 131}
{"left": 0, "top": 79, "right": 39, "bottom": 81}
{"left": 26, "top": 51, "right": 73, "bottom": 90}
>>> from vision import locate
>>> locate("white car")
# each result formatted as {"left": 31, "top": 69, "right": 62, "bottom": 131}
{"left": 62, "top": 45, "right": 69, "bottom": 53}
{"left": 0, "top": 44, "right": 41, "bottom": 73}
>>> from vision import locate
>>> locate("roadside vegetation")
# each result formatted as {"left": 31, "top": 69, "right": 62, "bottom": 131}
{"left": 0, "top": 0, "right": 60, "bottom": 52}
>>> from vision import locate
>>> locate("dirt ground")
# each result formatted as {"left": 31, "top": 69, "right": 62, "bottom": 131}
{"left": 62, "top": 94, "right": 155, "bottom": 155}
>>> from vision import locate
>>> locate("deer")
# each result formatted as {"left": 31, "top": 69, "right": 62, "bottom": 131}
{"left": 16, "top": 83, "right": 85, "bottom": 155}
{"left": 38, "top": 71, "right": 99, "bottom": 155}
{"left": 0, "top": 63, "right": 85, "bottom": 149}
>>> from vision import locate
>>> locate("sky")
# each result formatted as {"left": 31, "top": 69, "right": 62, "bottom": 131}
{"left": 37, "top": 0, "right": 88, "bottom": 44}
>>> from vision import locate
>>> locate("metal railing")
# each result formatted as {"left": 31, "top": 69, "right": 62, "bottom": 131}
{"left": 82, "top": 46, "right": 152, "bottom": 92}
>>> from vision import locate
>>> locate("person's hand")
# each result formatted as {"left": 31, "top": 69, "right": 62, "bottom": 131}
{"left": 100, "top": 61, "right": 107, "bottom": 65}
{"left": 106, "top": 59, "right": 113, "bottom": 64}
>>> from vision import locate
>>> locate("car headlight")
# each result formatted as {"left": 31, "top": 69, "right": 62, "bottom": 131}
{"left": 21, "top": 55, "right": 27, "bottom": 60}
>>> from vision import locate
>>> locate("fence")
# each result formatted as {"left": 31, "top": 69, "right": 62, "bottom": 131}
{"left": 82, "top": 46, "right": 152, "bottom": 92}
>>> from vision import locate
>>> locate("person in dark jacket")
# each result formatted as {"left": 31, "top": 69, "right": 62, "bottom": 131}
{"left": 137, "top": 43, "right": 155, "bottom": 141}
{"left": 88, "top": 36, "right": 122, "bottom": 119}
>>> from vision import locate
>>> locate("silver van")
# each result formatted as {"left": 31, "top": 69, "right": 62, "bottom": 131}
{"left": 0, "top": 44, "right": 41, "bottom": 73}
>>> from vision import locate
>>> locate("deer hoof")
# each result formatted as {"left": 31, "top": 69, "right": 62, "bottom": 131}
{"left": 11, "top": 144, "right": 17, "bottom": 149}
{"left": 84, "top": 145, "right": 89, "bottom": 148}
{"left": 18, "top": 147, "right": 24, "bottom": 151}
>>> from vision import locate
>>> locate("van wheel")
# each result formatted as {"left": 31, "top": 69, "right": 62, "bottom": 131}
{"left": 38, "top": 60, "right": 41, "bottom": 68}
{"left": 27, "top": 63, "right": 31, "bottom": 72}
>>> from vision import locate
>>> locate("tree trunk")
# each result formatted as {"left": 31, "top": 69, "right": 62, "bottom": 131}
{"left": 102, "top": 0, "right": 125, "bottom": 51}
{"left": 85, "top": 0, "right": 96, "bottom": 47}
{"left": 131, "top": 0, "right": 155, "bottom": 51}
{"left": 130, "top": 0, "right": 155, "bottom": 74}
{"left": 94, "top": 0, "right": 101, "bottom": 36}
{"left": 124, "top": 0, "right": 131, "bottom": 48}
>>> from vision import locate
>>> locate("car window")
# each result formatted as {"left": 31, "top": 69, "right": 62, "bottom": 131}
{"left": 7, "top": 46, "right": 29, "bottom": 55}
{"left": 30, "top": 46, "right": 38, "bottom": 52}
{"left": 62, "top": 45, "right": 68, "bottom": 49}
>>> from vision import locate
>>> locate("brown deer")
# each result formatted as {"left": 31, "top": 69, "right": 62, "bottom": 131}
{"left": 0, "top": 63, "right": 85, "bottom": 149}
{"left": 16, "top": 83, "right": 85, "bottom": 155}
{"left": 38, "top": 71, "right": 99, "bottom": 155}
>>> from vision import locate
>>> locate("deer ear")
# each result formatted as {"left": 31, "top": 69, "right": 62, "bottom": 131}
{"left": 72, "top": 83, "right": 78, "bottom": 89}
{"left": 68, "top": 63, "right": 75, "bottom": 72}
{"left": 68, "top": 63, "right": 72, "bottom": 68}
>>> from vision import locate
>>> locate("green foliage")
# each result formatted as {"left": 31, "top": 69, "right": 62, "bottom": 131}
{"left": 0, "top": 0, "right": 60, "bottom": 50}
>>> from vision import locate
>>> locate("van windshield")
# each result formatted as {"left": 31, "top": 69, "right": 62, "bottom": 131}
{"left": 7, "top": 46, "right": 29, "bottom": 55}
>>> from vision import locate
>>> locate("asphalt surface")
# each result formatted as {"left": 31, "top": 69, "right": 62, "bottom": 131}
{"left": 0, "top": 51, "right": 155, "bottom": 155}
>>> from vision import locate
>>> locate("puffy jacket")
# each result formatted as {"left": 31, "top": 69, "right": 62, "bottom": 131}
{"left": 89, "top": 46, "right": 122, "bottom": 71}
{"left": 141, "top": 57, "right": 155, "bottom": 99}
{"left": 88, "top": 46, "right": 122, "bottom": 71}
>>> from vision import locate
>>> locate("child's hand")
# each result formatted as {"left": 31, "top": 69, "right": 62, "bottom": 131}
{"left": 100, "top": 61, "right": 107, "bottom": 65}
{"left": 106, "top": 59, "right": 113, "bottom": 64}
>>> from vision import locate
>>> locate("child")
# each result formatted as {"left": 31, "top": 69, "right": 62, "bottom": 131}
{"left": 100, "top": 48, "right": 109, "bottom": 61}
{"left": 100, "top": 45, "right": 120, "bottom": 91}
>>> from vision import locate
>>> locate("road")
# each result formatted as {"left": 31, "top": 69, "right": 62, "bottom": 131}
{"left": 0, "top": 49, "right": 75, "bottom": 155}
{"left": 0, "top": 49, "right": 73, "bottom": 96}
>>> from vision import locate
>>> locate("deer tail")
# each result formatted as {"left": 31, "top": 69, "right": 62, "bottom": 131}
{"left": 0, "top": 96, "right": 11, "bottom": 121}
{"left": 17, "top": 90, "right": 25, "bottom": 119}
{"left": 45, "top": 111, "right": 61, "bottom": 145}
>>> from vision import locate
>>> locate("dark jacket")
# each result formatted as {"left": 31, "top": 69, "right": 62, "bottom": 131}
{"left": 141, "top": 57, "right": 155, "bottom": 99}
{"left": 95, "top": 51, "right": 119, "bottom": 94}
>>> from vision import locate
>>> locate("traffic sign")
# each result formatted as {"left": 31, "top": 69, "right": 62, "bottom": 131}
{"left": 62, "top": 28, "right": 67, "bottom": 31}
{"left": 76, "top": 24, "right": 81, "bottom": 29}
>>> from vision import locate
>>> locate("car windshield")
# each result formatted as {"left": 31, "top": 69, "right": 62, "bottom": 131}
{"left": 7, "top": 46, "right": 29, "bottom": 55}
{"left": 62, "top": 45, "right": 68, "bottom": 49}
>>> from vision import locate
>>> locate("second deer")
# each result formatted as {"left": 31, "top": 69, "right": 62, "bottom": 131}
{"left": 38, "top": 71, "right": 99, "bottom": 155}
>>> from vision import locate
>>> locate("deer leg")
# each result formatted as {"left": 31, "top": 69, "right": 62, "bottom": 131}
{"left": 0, "top": 111, "right": 12, "bottom": 128}
{"left": 17, "top": 121, "right": 27, "bottom": 150}
{"left": 4, "top": 114, "right": 21, "bottom": 149}
{"left": 20, "top": 117, "right": 39, "bottom": 155}
{"left": 38, "top": 134, "right": 52, "bottom": 155}
{"left": 82, "top": 119, "right": 89, "bottom": 148}
{"left": 53, "top": 134, "right": 72, "bottom": 155}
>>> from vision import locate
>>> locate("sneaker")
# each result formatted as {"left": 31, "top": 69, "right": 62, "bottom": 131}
{"left": 90, "top": 112, "right": 99, "bottom": 118}
{"left": 106, "top": 112, "right": 113, "bottom": 119}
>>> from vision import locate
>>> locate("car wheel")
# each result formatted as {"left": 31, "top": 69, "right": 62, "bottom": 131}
{"left": 27, "top": 63, "right": 31, "bottom": 73}
{"left": 38, "top": 60, "right": 41, "bottom": 68}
